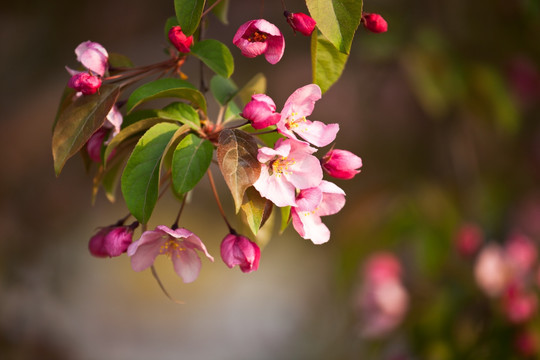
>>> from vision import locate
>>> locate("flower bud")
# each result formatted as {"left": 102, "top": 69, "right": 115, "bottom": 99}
{"left": 68, "top": 72, "right": 102, "bottom": 95}
{"left": 220, "top": 233, "right": 260, "bottom": 273}
{"left": 454, "top": 223, "right": 483, "bottom": 257}
{"left": 168, "top": 26, "right": 194, "bottom": 53}
{"left": 75, "top": 41, "right": 109, "bottom": 76}
{"left": 284, "top": 11, "right": 316, "bottom": 36}
{"left": 86, "top": 128, "right": 107, "bottom": 162}
{"left": 89, "top": 223, "right": 137, "bottom": 258}
{"left": 362, "top": 13, "right": 388, "bottom": 33}
{"left": 241, "top": 94, "right": 281, "bottom": 129}
{"left": 322, "top": 149, "right": 363, "bottom": 180}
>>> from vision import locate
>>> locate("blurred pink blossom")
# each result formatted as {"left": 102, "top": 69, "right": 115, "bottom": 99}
{"left": 505, "top": 233, "right": 538, "bottom": 277}
{"left": 454, "top": 223, "right": 483, "bottom": 257}
{"left": 502, "top": 282, "right": 537, "bottom": 323}
{"left": 515, "top": 330, "right": 538, "bottom": 357}
{"left": 474, "top": 243, "right": 509, "bottom": 297}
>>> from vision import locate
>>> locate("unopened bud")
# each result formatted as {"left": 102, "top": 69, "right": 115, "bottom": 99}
{"left": 88, "top": 222, "right": 137, "bottom": 258}
{"left": 284, "top": 11, "right": 316, "bottom": 36}
{"left": 322, "top": 149, "right": 362, "bottom": 180}
{"left": 168, "top": 26, "right": 194, "bottom": 53}
{"left": 362, "top": 13, "right": 388, "bottom": 33}
{"left": 68, "top": 72, "right": 102, "bottom": 95}
{"left": 220, "top": 233, "right": 260, "bottom": 273}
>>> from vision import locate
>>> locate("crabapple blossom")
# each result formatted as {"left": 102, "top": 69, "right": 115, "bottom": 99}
{"left": 474, "top": 243, "right": 510, "bottom": 297}
{"left": 505, "top": 233, "right": 538, "bottom": 276}
{"left": 103, "top": 104, "right": 123, "bottom": 139}
{"left": 127, "top": 225, "right": 214, "bottom": 283}
{"left": 321, "top": 149, "right": 363, "bottom": 180}
{"left": 88, "top": 222, "right": 137, "bottom": 258}
{"left": 290, "top": 180, "right": 346, "bottom": 244}
{"left": 168, "top": 26, "right": 193, "bottom": 53}
{"left": 253, "top": 138, "right": 323, "bottom": 207}
{"left": 220, "top": 233, "right": 260, "bottom": 273}
{"left": 233, "top": 19, "right": 285, "bottom": 64}
{"left": 241, "top": 94, "right": 281, "bottom": 129}
{"left": 502, "top": 282, "right": 538, "bottom": 324}
{"left": 86, "top": 128, "right": 108, "bottom": 162}
{"left": 68, "top": 71, "right": 102, "bottom": 95}
{"left": 454, "top": 223, "right": 483, "bottom": 257}
{"left": 277, "top": 84, "right": 339, "bottom": 147}
{"left": 362, "top": 13, "right": 388, "bottom": 34}
{"left": 75, "top": 41, "right": 109, "bottom": 76}
{"left": 284, "top": 11, "right": 316, "bottom": 36}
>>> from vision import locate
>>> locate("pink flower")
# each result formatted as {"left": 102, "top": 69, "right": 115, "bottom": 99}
{"left": 321, "top": 149, "right": 362, "bottom": 180}
{"left": 89, "top": 222, "right": 137, "bottom": 258}
{"left": 291, "top": 180, "right": 345, "bottom": 244}
{"left": 75, "top": 41, "right": 109, "bottom": 76}
{"left": 502, "top": 282, "right": 538, "bottom": 323}
{"left": 127, "top": 225, "right": 214, "bottom": 283}
{"left": 168, "top": 26, "right": 194, "bottom": 53}
{"left": 505, "top": 233, "right": 538, "bottom": 276}
{"left": 515, "top": 330, "right": 538, "bottom": 357}
{"left": 474, "top": 243, "right": 510, "bottom": 297}
{"left": 68, "top": 71, "right": 102, "bottom": 95}
{"left": 276, "top": 84, "right": 339, "bottom": 147}
{"left": 86, "top": 128, "right": 108, "bottom": 162}
{"left": 254, "top": 138, "right": 323, "bottom": 207}
{"left": 220, "top": 233, "right": 260, "bottom": 273}
{"left": 284, "top": 11, "right": 316, "bottom": 36}
{"left": 454, "top": 223, "right": 483, "bottom": 257}
{"left": 241, "top": 94, "right": 281, "bottom": 129}
{"left": 103, "top": 104, "right": 123, "bottom": 139}
{"left": 354, "top": 253, "right": 408, "bottom": 339}
{"left": 233, "top": 19, "right": 285, "bottom": 64}
{"left": 362, "top": 13, "right": 388, "bottom": 34}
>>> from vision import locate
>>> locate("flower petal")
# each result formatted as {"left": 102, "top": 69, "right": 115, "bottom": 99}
{"left": 172, "top": 248, "right": 202, "bottom": 283}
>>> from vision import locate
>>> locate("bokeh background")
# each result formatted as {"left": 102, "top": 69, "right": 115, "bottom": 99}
{"left": 2, "top": 0, "right": 540, "bottom": 359}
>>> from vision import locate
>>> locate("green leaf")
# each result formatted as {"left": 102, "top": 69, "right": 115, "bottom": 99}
{"left": 164, "top": 16, "right": 180, "bottom": 39}
{"left": 52, "top": 84, "right": 121, "bottom": 176}
{"left": 306, "top": 0, "right": 363, "bottom": 54}
{"left": 108, "top": 53, "right": 134, "bottom": 68}
{"left": 158, "top": 102, "right": 200, "bottom": 130}
{"left": 191, "top": 39, "right": 234, "bottom": 78}
{"left": 121, "top": 122, "right": 180, "bottom": 223}
{"left": 280, "top": 206, "right": 291, "bottom": 233}
{"left": 160, "top": 125, "right": 191, "bottom": 173}
{"left": 104, "top": 117, "right": 179, "bottom": 167}
{"left": 208, "top": 0, "right": 229, "bottom": 24}
{"left": 171, "top": 134, "right": 214, "bottom": 195}
{"left": 311, "top": 31, "right": 349, "bottom": 93}
{"left": 217, "top": 129, "right": 261, "bottom": 213}
{"left": 102, "top": 154, "right": 128, "bottom": 202}
{"left": 125, "top": 78, "right": 206, "bottom": 114}
{"left": 122, "top": 109, "right": 161, "bottom": 128}
{"left": 210, "top": 75, "right": 238, "bottom": 105}
{"left": 237, "top": 72, "right": 266, "bottom": 105}
{"left": 52, "top": 85, "right": 76, "bottom": 132}
{"left": 241, "top": 187, "right": 273, "bottom": 236}
{"left": 174, "top": 0, "right": 206, "bottom": 36}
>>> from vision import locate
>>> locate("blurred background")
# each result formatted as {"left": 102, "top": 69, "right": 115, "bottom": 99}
{"left": 2, "top": 0, "right": 540, "bottom": 359}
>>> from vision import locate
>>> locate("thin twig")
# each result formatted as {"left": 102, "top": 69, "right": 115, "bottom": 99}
{"left": 150, "top": 265, "right": 185, "bottom": 304}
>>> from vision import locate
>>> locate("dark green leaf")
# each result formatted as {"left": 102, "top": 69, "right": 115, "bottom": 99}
{"left": 241, "top": 187, "right": 273, "bottom": 236}
{"left": 125, "top": 78, "right": 206, "bottom": 114}
{"left": 306, "top": 0, "right": 363, "bottom": 54}
{"left": 217, "top": 129, "right": 261, "bottom": 212}
{"left": 174, "top": 0, "right": 206, "bottom": 36}
{"left": 191, "top": 39, "right": 234, "bottom": 78}
{"left": 171, "top": 134, "right": 214, "bottom": 195}
{"left": 209, "top": 0, "right": 229, "bottom": 24}
{"left": 311, "top": 31, "right": 349, "bottom": 93}
{"left": 52, "top": 86, "right": 76, "bottom": 132}
{"left": 52, "top": 84, "right": 121, "bottom": 175}
{"left": 121, "top": 122, "right": 180, "bottom": 223}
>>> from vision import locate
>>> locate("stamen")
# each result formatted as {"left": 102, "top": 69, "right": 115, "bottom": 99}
{"left": 247, "top": 31, "right": 268, "bottom": 43}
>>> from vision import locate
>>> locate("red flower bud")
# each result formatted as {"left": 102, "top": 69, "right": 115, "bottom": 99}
{"left": 362, "top": 13, "right": 388, "bottom": 33}
{"left": 168, "top": 26, "right": 193, "bottom": 53}
{"left": 89, "top": 223, "right": 137, "bottom": 258}
{"left": 68, "top": 72, "right": 102, "bottom": 95}
{"left": 284, "top": 11, "right": 316, "bottom": 36}
{"left": 220, "top": 233, "right": 260, "bottom": 273}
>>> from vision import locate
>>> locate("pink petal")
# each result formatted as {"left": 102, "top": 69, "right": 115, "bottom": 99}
{"left": 257, "top": 139, "right": 291, "bottom": 163}
{"left": 233, "top": 20, "right": 257, "bottom": 44}
{"left": 241, "top": 94, "right": 280, "bottom": 129}
{"left": 128, "top": 232, "right": 166, "bottom": 272}
{"left": 317, "top": 181, "right": 346, "bottom": 216}
{"left": 295, "top": 187, "right": 323, "bottom": 212}
{"left": 235, "top": 38, "right": 268, "bottom": 58}
{"left": 75, "top": 41, "right": 108, "bottom": 76}
{"left": 264, "top": 33, "right": 285, "bottom": 64}
{"left": 281, "top": 84, "right": 322, "bottom": 119}
{"left": 291, "top": 208, "right": 331, "bottom": 244}
{"left": 294, "top": 121, "right": 339, "bottom": 147}
{"left": 251, "top": 19, "right": 283, "bottom": 37}
{"left": 254, "top": 165, "right": 297, "bottom": 207}
{"left": 287, "top": 153, "right": 323, "bottom": 190}
{"left": 172, "top": 248, "right": 202, "bottom": 283}
{"left": 182, "top": 233, "right": 214, "bottom": 262}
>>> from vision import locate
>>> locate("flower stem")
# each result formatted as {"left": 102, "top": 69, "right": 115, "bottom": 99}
{"left": 171, "top": 195, "right": 188, "bottom": 230}
{"left": 201, "top": 0, "right": 225, "bottom": 18}
{"left": 150, "top": 265, "right": 184, "bottom": 304}
{"left": 207, "top": 168, "right": 234, "bottom": 233}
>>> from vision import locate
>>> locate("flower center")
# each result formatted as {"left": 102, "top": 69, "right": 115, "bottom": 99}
{"left": 247, "top": 31, "right": 268, "bottom": 43}
{"left": 286, "top": 112, "right": 307, "bottom": 129}
{"left": 160, "top": 238, "right": 185, "bottom": 257}
{"left": 270, "top": 156, "right": 296, "bottom": 177}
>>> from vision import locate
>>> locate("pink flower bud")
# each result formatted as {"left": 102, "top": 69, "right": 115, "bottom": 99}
{"left": 220, "top": 233, "right": 260, "bottom": 273}
{"left": 362, "top": 13, "right": 388, "bottom": 33}
{"left": 503, "top": 282, "right": 538, "bottom": 323}
{"left": 241, "top": 94, "right": 281, "bottom": 129}
{"left": 75, "top": 41, "right": 109, "bottom": 77}
{"left": 322, "top": 149, "right": 363, "bottom": 180}
{"left": 168, "top": 26, "right": 193, "bottom": 53}
{"left": 89, "top": 223, "right": 137, "bottom": 258}
{"left": 86, "top": 128, "right": 108, "bottom": 162}
{"left": 505, "top": 233, "right": 538, "bottom": 276}
{"left": 68, "top": 72, "right": 102, "bottom": 95}
{"left": 363, "top": 252, "right": 402, "bottom": 285}
{"left": 454, "top": 223, "right": 483, "bottom": 257}
{"left": 284, "top": 11, "right": 316, "bottom": 36}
